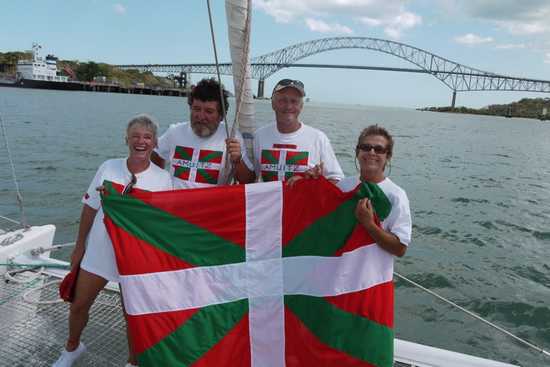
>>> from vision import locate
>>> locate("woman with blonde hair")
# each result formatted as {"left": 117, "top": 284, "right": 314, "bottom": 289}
{"left": 53, "top": 114, "right": 172, "bottom": 367}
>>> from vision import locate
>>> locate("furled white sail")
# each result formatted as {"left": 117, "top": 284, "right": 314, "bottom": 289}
{"left": 225, "top": 0, "right": 255, "bottom": 160}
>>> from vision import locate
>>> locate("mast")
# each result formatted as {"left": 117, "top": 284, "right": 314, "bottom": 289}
{"left": 225, "top": 0, "right": 255, "bottom": 161}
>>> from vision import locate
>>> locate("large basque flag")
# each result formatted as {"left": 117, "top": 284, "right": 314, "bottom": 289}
{"left": 101, "top": 177, "right": 395, "bottom": 367}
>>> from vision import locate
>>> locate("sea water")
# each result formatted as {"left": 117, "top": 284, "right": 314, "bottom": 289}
{"left": 1, "top": 87, "right": 549, "bottom": 366}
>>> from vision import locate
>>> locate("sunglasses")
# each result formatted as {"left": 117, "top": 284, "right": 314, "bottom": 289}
{"left": 122, "top": 173, "right": 137, "bottom": 195}
{"left": 357, "top": 144, "right": 388, "bottom": 154}
{"left": 276, "top": 79, "right": 304, "bottom": 89}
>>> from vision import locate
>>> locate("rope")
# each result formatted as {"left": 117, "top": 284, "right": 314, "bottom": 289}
{"left": 0, "top": 276, "right": 42, "bottom": 307}
{"left": 4, "top": 267, "right": 44, "bottom": 284}
{"left": 0, "top": 214, "right": 21, "bottom": 225}
{"left": 206, "top": 0, "right": 229, "bottom": 139}
{"left": 0, "top": 112, "right": 28, "bottom": 227}
{"left": 0, "top": 262, "right": 70, "bottom": 269}
{"left": 394, "top": 271, "right": 550, "bottom": 358}
{"left": 22, "top": 279, "right": 64, "bottom": 304}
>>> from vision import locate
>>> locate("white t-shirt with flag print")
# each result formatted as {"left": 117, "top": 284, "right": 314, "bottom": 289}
{"left": 337, "top": 175, "right": 412, "bottom": 247}
{"left": 80, "top": 158, "right": 173, "bottom": 282}
{"left": 253, "top": 122, "right": 344, "bottom": 182}
{"left": 156, "top": 122, "right": 253, "bottom": 189}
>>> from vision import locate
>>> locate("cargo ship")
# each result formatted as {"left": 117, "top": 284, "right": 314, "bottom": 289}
{"left": 0, "top": 43, "right": 83, "bottom": 90}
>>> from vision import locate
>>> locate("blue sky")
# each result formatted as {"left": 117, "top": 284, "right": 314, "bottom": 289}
{"left": 1, "top": 0, "right": 549, "bottom": 108}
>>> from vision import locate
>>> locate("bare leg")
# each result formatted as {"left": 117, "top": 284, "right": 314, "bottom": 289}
{"left": 66, "top": 269, "right": 108, "bottom": 351}
{"left": 119, "top": 285, "right": 138, "bottom": 365}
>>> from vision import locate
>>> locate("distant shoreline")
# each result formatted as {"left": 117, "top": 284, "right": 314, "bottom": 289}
{"left": 417, "top": 98, "right": 550, "bottom": 121}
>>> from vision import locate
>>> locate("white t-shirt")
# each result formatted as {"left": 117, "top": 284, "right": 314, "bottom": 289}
{"left": 156, "top": 122, "right": 253, "bottom": 189}
{"left": 337, "top": 176, "right": 412, "bottom": 247}
{"left": 253, "top": 122, "right": 344, "bottom": 182}
{"left": 80, "top": 158, "right": 173, "bottom": 282}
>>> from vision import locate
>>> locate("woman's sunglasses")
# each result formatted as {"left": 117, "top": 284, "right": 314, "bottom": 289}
{"left": 122, "top": 173, "right": 137, "bottom": 195}
{"left": 357, "top": 144, "right": 388, "bottom": 154}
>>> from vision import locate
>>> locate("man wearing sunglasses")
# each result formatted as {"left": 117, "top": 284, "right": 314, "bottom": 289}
{"left": 251, "top": 78, "right": 344, "bottom": 183}
{"left": 151, "top": 78, "right": 254, "bottom": 187}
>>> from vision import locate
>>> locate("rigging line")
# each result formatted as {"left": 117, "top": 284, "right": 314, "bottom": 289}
{"left": 206, "top": 0, "right": 235, "bottom": 185}
{"left": 0, "top": 112, "right": 27, "bottom": 227}
{"left": 206, "top": 0, "right": 229, "bottom": 138}
{"left": 394, "top": 271, "right": 550, "bottom": 358}
{"left": 0, "top": 214, "right": 21, "bottom": 225}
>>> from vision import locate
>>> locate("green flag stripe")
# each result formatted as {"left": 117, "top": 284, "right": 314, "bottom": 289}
{"left": 102, "top": 182, "right": 245, "bottom": 266}
{"left": 197, "top": 169, "right": 218, "bottom": 184}
{"left": 174, "top": 165, "right": 190, "bottom": 176}
{"left": 138, "top": 299, "right": 249, "bottom": 366}
{"left": 283, "top": 198, "right": 358, "bottom": 257}
{"left": 175, "top": 146, "right": 192, "bottom": 160}
{"left": 286, "top": 151, "right": 308, "bottom": 164}
{"left": 285, "top": 295, "right": 393, "bottom": 367}
{"left": 282, "top": 182, "right": 391, "bottom": 258}
{"left": 359, "top": 182, "right": 391, "bottom": 221}
{"left": 262, "top": 171, "right": 278, "bottom": 181}
{"left": 262, "top": 150, "right": 279, "bottom": 164}
{"left": 199, "top": 151, "right": 223, "bottom": 162}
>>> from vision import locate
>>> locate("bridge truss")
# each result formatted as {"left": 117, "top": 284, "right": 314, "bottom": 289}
{"left": 116, "top": 37, "right": 550, "bottom": 105}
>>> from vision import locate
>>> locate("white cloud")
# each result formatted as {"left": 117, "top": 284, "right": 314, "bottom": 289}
{"left": 545, "top": 52, "right": 550, "bottom": 64}
{"left": 254, "top": 1, "right": 309, "bottom": 23}
{"left": 454, "top": 33, "right": 494, "bottom": 45}
{"left": 495, "top": 21, "right": 548, "bottom": 35}
{"left": 305, "top": 18, "right": 353, "bottom": 34}
{"left": 254, "top": 0, "right": 422, "bottom": 38}
{"left": 359, "top": 11, "right": 422, "bottom": 40}
{"left": 113, "top": 3, "right": 126, "bottom": 15}
{"left": 445, "top": 1, "right": 550, "bottom": 36}
{"left": 495, "top": 43, "right": 526, "bottom": 50}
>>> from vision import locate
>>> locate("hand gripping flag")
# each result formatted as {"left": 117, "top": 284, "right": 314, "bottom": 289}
{"left": 101, "top": 177, "right": 395, "bottom": 367}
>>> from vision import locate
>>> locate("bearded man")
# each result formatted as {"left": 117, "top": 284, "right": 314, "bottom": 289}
{"left": 152, "top": 78, "right": 254, "bottom": 187}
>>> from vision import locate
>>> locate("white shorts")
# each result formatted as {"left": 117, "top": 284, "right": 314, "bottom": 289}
{"left": 80, "top": 211, "right": 119, "bottom": 282}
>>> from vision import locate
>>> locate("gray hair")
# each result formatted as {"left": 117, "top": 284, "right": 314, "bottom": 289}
{"left": 126, "top": 114, "right": 159, "bottom": 139}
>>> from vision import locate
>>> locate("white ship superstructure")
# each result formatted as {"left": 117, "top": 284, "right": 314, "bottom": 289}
{"left": 16, "top": 43, "right": 68, "bottom": 82}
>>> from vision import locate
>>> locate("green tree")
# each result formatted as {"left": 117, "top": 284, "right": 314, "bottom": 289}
{"left": 76, "top": 61, "right": 101, "bottom": 81}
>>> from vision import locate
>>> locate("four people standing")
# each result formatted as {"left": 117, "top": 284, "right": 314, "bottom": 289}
{"left": 53, "top": 77, "right": 411, "bottom": 367}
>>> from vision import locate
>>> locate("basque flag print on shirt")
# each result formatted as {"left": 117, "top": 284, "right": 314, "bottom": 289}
{"left": 261, "top": 146, "right": 309, "bottom": 182}
{"left": 172, "top": 145, "right": 223, "bottom": 185}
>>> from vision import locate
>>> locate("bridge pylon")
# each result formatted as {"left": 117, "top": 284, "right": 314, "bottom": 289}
{"left": 258, "top": 79, "right": 265, "bottom": 99}
{"left": 174, "top": 72, "right": 188, "bottom": 89}
{"left": 451, "top": 90, "right": 457, "bottom": 108}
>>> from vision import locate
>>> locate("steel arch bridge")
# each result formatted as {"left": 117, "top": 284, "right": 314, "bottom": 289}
{"left": 116, "top": 37, "right": 550, "bottom": 106}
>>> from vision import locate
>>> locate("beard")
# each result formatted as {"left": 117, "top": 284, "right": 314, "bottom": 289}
{"left": 191, "top": 120, "right": 219, "bottom": 137}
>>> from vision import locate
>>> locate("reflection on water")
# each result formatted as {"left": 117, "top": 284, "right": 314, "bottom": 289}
{"left": 1, "top": 87, "right": 549, "bottom": 366}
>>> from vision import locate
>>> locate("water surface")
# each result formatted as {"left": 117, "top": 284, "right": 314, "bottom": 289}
{"left": 1, "top": 87, "right": 549, "bottom": 366}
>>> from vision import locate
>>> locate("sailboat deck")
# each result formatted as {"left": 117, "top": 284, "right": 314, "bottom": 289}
{"left": 0, "top": 272, "right": 516, "bottom": 367}
{"left": 0, "top": 273, "right": 127, "bottom": 367}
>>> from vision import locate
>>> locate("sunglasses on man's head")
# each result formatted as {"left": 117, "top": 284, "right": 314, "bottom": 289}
{"left": 122, "top": 173, "right": 137, "bottom": 195}
{"left": 357, "top": 144, "right": 388, "bottom": 154}
{"left": 277, "top": 79, "right": 304, "bottom": 88}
